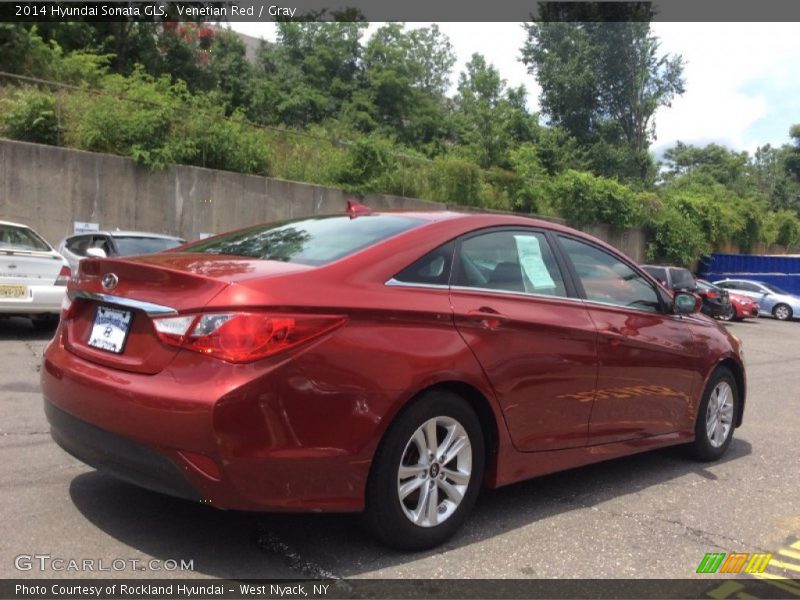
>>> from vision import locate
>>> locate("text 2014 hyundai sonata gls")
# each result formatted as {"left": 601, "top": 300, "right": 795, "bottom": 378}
{"left": 42, "top": 210, "right": 746, "bottom": 550}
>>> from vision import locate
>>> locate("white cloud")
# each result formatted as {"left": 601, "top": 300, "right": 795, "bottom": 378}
{"left": 651, "top": 22, "right": 800, "bottom": 153}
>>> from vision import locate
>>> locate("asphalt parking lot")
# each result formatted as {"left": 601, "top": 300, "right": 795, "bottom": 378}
{"left": 1, "top": 315, "right": 799, "bottom": 584}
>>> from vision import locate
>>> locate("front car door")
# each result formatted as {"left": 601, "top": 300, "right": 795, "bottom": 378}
{"left": 449, "top": 228, "right": 599, "bottom": 452}
{"left": 556, "top": 235, "right": 701, "bottom": 444}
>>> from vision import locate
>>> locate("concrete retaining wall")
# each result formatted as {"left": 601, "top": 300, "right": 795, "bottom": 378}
{"left": 0, "top": 138, "right": 645, "bottom": 262}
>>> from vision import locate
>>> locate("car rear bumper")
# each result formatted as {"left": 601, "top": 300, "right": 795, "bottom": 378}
{"left": 0, "top": 284, "right": 65, "bottom": 314}
{"left": 46, "top": 400, "right": 202, "bottom": 501}
{"left": 41, "top": 331, "right": 375, "bottom": 512}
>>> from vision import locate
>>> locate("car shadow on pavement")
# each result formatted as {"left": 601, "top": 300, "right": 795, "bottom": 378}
{"left": 0, "top": 316, "right": 57, "bottom": 342}
{"left": 67, "top": 437, "right": 752, "bottom": 579}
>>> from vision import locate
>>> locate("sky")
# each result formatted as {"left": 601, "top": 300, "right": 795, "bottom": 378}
{"left": 229, "top": 22, "right": 800, "bottom": 157}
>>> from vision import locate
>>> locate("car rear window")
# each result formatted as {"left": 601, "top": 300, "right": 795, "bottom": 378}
{"left": 180, "top": 215, "right": 424, "bottom": 266}
{"left": 113, "top": 236, "right": 184, "bottom": 256}
{"left": 0, "top": 224, "right": 51, "bottom": 252}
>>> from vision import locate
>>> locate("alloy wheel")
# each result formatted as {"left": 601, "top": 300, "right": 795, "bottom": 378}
{"left": 397, "top": 416, "right": 472, "bottom": 527}
{"left": 705, "top": 381, "right": 734, "bottom": 448}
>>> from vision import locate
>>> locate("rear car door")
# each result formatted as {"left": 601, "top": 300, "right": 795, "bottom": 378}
{"left": 449, "top": 228, "right": 599, "bottom": 452}
{"left": 556, "top": 235, "right": 700, "bottom": 444}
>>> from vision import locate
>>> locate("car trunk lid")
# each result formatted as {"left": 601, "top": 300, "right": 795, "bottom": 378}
{"left": 62, "top": 255, "right": 312, "bottom": 374}
{"left": 0, "top": 249, "right": 64, "bottom": 286}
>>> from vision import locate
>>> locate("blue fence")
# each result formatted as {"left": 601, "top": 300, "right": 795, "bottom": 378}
{"left": 698, "top": 253, "right": 800, "bottom": 295}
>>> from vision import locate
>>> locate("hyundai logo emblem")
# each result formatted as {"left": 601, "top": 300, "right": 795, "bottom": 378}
{"left": 101, "top": 273, "right": 118, "bottom": 290}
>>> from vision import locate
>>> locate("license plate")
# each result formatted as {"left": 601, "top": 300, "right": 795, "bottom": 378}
{"left": 88, "top": 306, "right": 132, "bottom": 354}
{"left": 0, "top": 284, "right": 27, "bottom": 299}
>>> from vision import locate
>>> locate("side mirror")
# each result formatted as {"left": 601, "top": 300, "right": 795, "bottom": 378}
{"left": 674, "top": 291, "right": 702, "bottom": 315}
{"left": 85, "top": 247, "right": 106, "bottom": 259}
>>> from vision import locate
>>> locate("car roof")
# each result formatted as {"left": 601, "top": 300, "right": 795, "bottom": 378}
{"left": 68, "top": 230, "right": 184, "bottom": 240}
{"left": 0, "top": 219, "right": 34, "bottom": 229}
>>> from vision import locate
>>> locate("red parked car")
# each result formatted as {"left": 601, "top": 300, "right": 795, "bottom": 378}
{"left": 42, "top": 209, "right": 746, "bottom": 549}
{"left": 718, "top": 290, "right": 760, "bottom": 322}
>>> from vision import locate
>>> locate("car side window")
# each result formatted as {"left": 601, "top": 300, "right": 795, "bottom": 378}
{"left": 728, "top": 281, "right": 759, "bottom": 293}
{"left": 642, "top": 266, "right": 668, "bottom": 285}
{"left": 90, "top": 235, "right": 113, "bottom": 255}
{"left": 393, "top": 241, "right": 455, "bottom": 286}
{"left": 559, "top": 236, "right": 661, "bottom": 312}
{"left": 65, "top": 236, "right": 91, "bottom": 256}
{"left": 669, "top": 268, "right": 697, "bottom": 290}
{"left": 453, "top": 230, "right": 567, "bottom": 297}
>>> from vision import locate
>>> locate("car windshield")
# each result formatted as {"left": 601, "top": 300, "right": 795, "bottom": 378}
{"left": 113, "top": 236, "right": 184, "bottom": 256}
{"left": 179, "top": 215, "right": 424, "bottom": 266}
{"left": 762, "top": 283, "right": 789, "bottom": 294}
{"left": 0, "top": 224, "right": 51, "bottom": 252}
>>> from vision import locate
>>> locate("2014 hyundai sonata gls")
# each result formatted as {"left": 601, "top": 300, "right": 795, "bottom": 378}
{"left": 42, "top": 210, "right": 746, "bottom": 550}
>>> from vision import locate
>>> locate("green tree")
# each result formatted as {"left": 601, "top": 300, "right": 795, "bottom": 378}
{"left": 786, "top": 124, "right": 800, "bottom": 183}
{"left": 357, "top": 23, "right": 456, "bottom": 148}
{"left": 521, "top": 3, "right": 684, "bottom": 182}
{"left": 453, "top": 54, "right": 538, "bottom": 169}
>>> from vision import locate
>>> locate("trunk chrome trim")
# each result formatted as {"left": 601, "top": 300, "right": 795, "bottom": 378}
{"left": 68, "top": 290, "right": 178, "bottom": 317}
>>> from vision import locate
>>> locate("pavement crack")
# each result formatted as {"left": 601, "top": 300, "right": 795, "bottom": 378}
{"left": 254, "top": 521, "right": 345, "bottom": 582}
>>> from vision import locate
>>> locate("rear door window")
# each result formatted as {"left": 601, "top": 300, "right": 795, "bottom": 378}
{"left": 453, "top": 230, "right": 567, "bottom": 297}
{"left": 180, "top": 215, "right": 424, "bottom": 266}
{"left": 393, "top": 242, "right": 455, "bottom": 286}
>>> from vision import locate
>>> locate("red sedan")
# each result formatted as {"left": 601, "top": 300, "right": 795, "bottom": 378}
{"left": 42, "top": 209, "right": 746, "bottom": 549}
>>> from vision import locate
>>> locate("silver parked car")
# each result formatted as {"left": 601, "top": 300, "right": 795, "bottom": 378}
{"left": 57, "top": 230, "right": 185, "bottom": 272}
{"left": 713, "top": 279, "right": 800, "bottom": 321}
{"left": 0, "top": 220, "right": 70, "bottom": 329}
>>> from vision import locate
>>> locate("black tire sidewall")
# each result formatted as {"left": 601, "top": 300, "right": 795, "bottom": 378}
{"left": 364, "top": 390, "right": 485, "bottom": 551}
{"left": 692, "top": 368, "right": 737, "bottom": 461}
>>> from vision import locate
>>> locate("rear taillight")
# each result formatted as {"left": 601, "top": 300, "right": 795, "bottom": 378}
{"left": 55, "top": 266, "right": 71, "bottom": 286}
{"left": 706, "top": 291, "right": 719, "bottom": 299}
{"left": 153, "top": 312, "right": 346, "bottom": 363}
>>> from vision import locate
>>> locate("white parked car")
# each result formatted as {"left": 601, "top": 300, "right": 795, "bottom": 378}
{"left": 0, "top": 220, "right": 70, "bottom": 329}
{"left": 57, "top": 230, "right": 185, "bottom": 272}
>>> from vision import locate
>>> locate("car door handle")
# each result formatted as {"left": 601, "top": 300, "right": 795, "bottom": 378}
{"left": 466, "top": 307, "right": 507, "bottom": 330}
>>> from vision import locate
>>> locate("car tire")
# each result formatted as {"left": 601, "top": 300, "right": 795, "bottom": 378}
{"left": 690, "top": 367, "right": 738, "bottom": 462}
{"left": 717, "top": 306, "right": 735, "bottom": 322}
{"left": 363, "top": 390, "right": 485, "bottom": 551}
{"left": 772, "top": 304, "right": 792, "bottom": 321}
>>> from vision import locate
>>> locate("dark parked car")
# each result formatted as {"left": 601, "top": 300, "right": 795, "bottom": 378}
{"left": 641, "top": 265, "right": 731, "bottom": 319}
{"left": 43, "top": 209, "right": 746, "bottom": 550}
{"left": 697, "top": 279, "right": 759, "bottom": 322}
